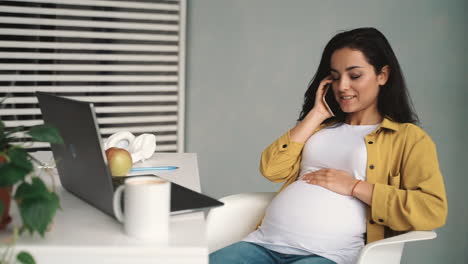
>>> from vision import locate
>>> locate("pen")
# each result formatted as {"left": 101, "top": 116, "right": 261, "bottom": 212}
{"left": 130, "top": 166, "right": 179, "bottom": 172}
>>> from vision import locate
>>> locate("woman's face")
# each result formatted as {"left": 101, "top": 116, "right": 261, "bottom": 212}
{"left": 329, "top": 47, "right": 389, "bottom": 119}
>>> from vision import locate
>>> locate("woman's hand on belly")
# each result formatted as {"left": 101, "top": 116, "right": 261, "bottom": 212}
{"left": 302, "top": 168, "right": 358, "bottom": 196}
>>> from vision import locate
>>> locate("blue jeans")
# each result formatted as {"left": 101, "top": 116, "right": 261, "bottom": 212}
{"left": 209, "top": 241, "right": 336, "bottom": 264}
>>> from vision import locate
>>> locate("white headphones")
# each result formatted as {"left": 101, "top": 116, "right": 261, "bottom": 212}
{"left": 103, "top": 131, "right": 156, "bottom": 163}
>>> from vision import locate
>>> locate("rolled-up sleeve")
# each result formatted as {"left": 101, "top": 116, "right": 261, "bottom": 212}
{"left": 371, "top": 135, "right": 448, "bottom": 231}
{"left": 260, "top": 130, "right": 305, "bottom": 183}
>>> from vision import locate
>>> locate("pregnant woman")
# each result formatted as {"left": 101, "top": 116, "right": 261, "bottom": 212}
{"left": 209, "top": 27, "right": 448, "bottom": 264}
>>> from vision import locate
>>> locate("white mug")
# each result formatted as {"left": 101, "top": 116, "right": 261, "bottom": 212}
{"left": 113, "top": 176, "right": 170, "bottom": 242}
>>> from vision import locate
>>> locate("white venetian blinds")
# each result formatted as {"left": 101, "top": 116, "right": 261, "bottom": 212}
{"left": 0, "top": 0, "right": 186, "bottom": 152}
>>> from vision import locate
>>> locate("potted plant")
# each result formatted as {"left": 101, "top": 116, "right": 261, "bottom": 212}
{"left": 0, "top": 100, "right": 63, "bottom": 263}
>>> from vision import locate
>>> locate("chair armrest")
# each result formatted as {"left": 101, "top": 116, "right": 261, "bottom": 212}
{"left": 206, "top": 192, "right": 276, "bottom": 253}
{"left": 356, "top": 230, "right": 437, "bottom": 264}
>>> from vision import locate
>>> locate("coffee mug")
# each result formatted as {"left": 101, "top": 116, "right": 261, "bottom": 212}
{"left": 113, "top": 176, "right": 170, "bottom": 242}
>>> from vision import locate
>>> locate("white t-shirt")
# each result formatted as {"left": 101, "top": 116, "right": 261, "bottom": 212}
{"left": 243, "top": 123, "right": 380, "bottom": 264}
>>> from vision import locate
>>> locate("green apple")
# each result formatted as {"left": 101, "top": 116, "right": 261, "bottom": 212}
{"left": 105, "top": 147, "right": 133, "bottom": 177}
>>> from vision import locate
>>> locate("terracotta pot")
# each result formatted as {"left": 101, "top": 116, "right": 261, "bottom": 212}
{"left": 0, "top": 187, "right": 12, "bottom": 230}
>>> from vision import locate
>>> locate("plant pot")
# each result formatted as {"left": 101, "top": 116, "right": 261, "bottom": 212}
{"left": 0, "top": 187, "right": 12, "bottom": 230}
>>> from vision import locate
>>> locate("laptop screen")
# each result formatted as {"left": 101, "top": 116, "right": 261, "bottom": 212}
{"left": 37, "top": 92, "right": 223, "bottom": 217}
{"left": 37, "top": 92, "right": 116, "bottom": 216}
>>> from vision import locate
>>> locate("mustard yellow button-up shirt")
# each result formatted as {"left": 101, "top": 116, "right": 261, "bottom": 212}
{"left": 258, "top": 117, "right": 448, "bottom": 244}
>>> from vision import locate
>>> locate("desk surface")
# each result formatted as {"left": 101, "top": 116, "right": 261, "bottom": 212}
{"left": 2, "top": 152, "right": 209, "bottom": 264}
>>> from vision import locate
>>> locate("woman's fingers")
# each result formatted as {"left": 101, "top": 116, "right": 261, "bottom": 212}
{"left": 316, "top": 76, "right": 334, "bottom": 99}
{"left": 306, "top": 175, "right": 326, "bottom": 185}
{"left": 305, "top": 173, "right": 327, "bottom": 182}
{"left": 303, "top": 170, "right": 328, "bottom": 182}
{"left": 303, "top": 169, "right": 358, "bottom": 196}
{"left": 313, "top": 76, "right": 334, "bottom": 118}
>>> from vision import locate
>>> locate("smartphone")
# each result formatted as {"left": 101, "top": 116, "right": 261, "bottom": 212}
{"left": 322, "top": 84, "right": 335, "bottom": 117}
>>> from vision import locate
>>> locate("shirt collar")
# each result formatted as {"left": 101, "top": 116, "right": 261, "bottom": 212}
{"left": 378, "top": 116, "right": 400, "bottom": 132}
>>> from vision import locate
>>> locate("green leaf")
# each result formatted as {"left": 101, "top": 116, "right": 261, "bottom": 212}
{"left": 0, "top": 148, "right": 32, "bottom": 187}
{"left": 0, "top": 164, "right": 30, "bottom": 187}
{"left": 14, "top": 179, "right": 48, "bottom": 201}
{"left": 19, "top": 194, "right": 59, "bottom": 237}
{"left": 16, "top": 178, "right": 60, "bottom": 237}
{"left": 17, "top": 251, "right": 36, "bottom": 264}
{"left": 0, "top": 120, "right": 4, "bottom": 141}
{"left": 27, "top": 125, "right": 63, "bottom": 144}
{"left": 9, "top": 148, "right": 32, "bottom": 171}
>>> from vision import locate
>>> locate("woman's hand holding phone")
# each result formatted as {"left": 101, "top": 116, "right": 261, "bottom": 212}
{"left": 290, "top": 76, "right": 335, "bottom": 143}
{"left": 310, "top": 76, "right": 335, "bottom": 119}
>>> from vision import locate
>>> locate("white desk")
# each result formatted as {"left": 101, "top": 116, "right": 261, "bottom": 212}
{"left": 2, "top": 152, "right": 209, "bottom": 264}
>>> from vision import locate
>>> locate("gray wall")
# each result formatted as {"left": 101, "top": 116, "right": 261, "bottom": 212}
{"left": 185, "top": 0, "right": 467, "bottom": 263}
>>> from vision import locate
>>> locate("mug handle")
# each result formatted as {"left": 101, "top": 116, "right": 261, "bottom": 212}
{"left": 113, "top": 185, "right": 125, "bottom": 223}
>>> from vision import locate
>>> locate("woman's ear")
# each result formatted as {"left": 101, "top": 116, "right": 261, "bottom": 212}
{"left": 378, "top": 65, "right": 390, "bottom": 86}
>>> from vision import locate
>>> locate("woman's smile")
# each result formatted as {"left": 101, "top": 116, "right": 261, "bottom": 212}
{"left": 339, "top": 95, "right": 356, "bottom": 104}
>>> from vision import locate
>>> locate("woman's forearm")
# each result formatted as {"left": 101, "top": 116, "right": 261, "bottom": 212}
{"left": 290, "top": 110, "right": 325, "bottom": 143}
{"left": 352, "top": 181, "right": 374, "bottom": 206}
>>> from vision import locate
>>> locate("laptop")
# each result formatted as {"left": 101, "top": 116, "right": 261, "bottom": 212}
{"left": 36, "top": 92, "right": 223, "bottom": 217}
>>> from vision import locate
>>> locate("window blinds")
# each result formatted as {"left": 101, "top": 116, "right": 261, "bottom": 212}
{"left": 0, "top": 0, "right": 186, "bottom": 152}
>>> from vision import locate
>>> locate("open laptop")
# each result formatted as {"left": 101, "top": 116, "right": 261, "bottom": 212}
{"left": 36, "top": 92, "right": 223, "bottom": 217}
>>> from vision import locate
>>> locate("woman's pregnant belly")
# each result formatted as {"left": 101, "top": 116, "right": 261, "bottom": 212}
{"left": 263, "top": 180, "right": 367, "bottom": 236}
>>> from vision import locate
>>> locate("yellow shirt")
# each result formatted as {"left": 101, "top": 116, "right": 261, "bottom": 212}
{"left": 258, "top": 117, "right": 448, "bottom": 244}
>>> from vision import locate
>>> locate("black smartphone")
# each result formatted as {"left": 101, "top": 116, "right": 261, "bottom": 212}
{"left": 322, "top": 84, "right": 335, "bottom": 116}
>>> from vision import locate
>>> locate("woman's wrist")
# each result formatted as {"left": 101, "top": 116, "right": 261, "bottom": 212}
{"left": 290, "top": 111, "right": 325, "bottom": 143}
{"left": 307, "top": 109, "right": 329, "bottom": 123}
{"left": 350, "top": 180, "right": 362, "bottom": 196}
{"left": 351, "top": 181, "right": 375, "bottom": 206}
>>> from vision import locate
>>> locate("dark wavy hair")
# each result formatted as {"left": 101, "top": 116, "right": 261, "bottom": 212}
{"left": 298, "top": 27, "right": 419, "bottom": 125}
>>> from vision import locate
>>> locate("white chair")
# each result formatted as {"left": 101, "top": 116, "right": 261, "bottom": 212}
{"left": 206, "top": 192, "right": 437, "bottom": 264}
